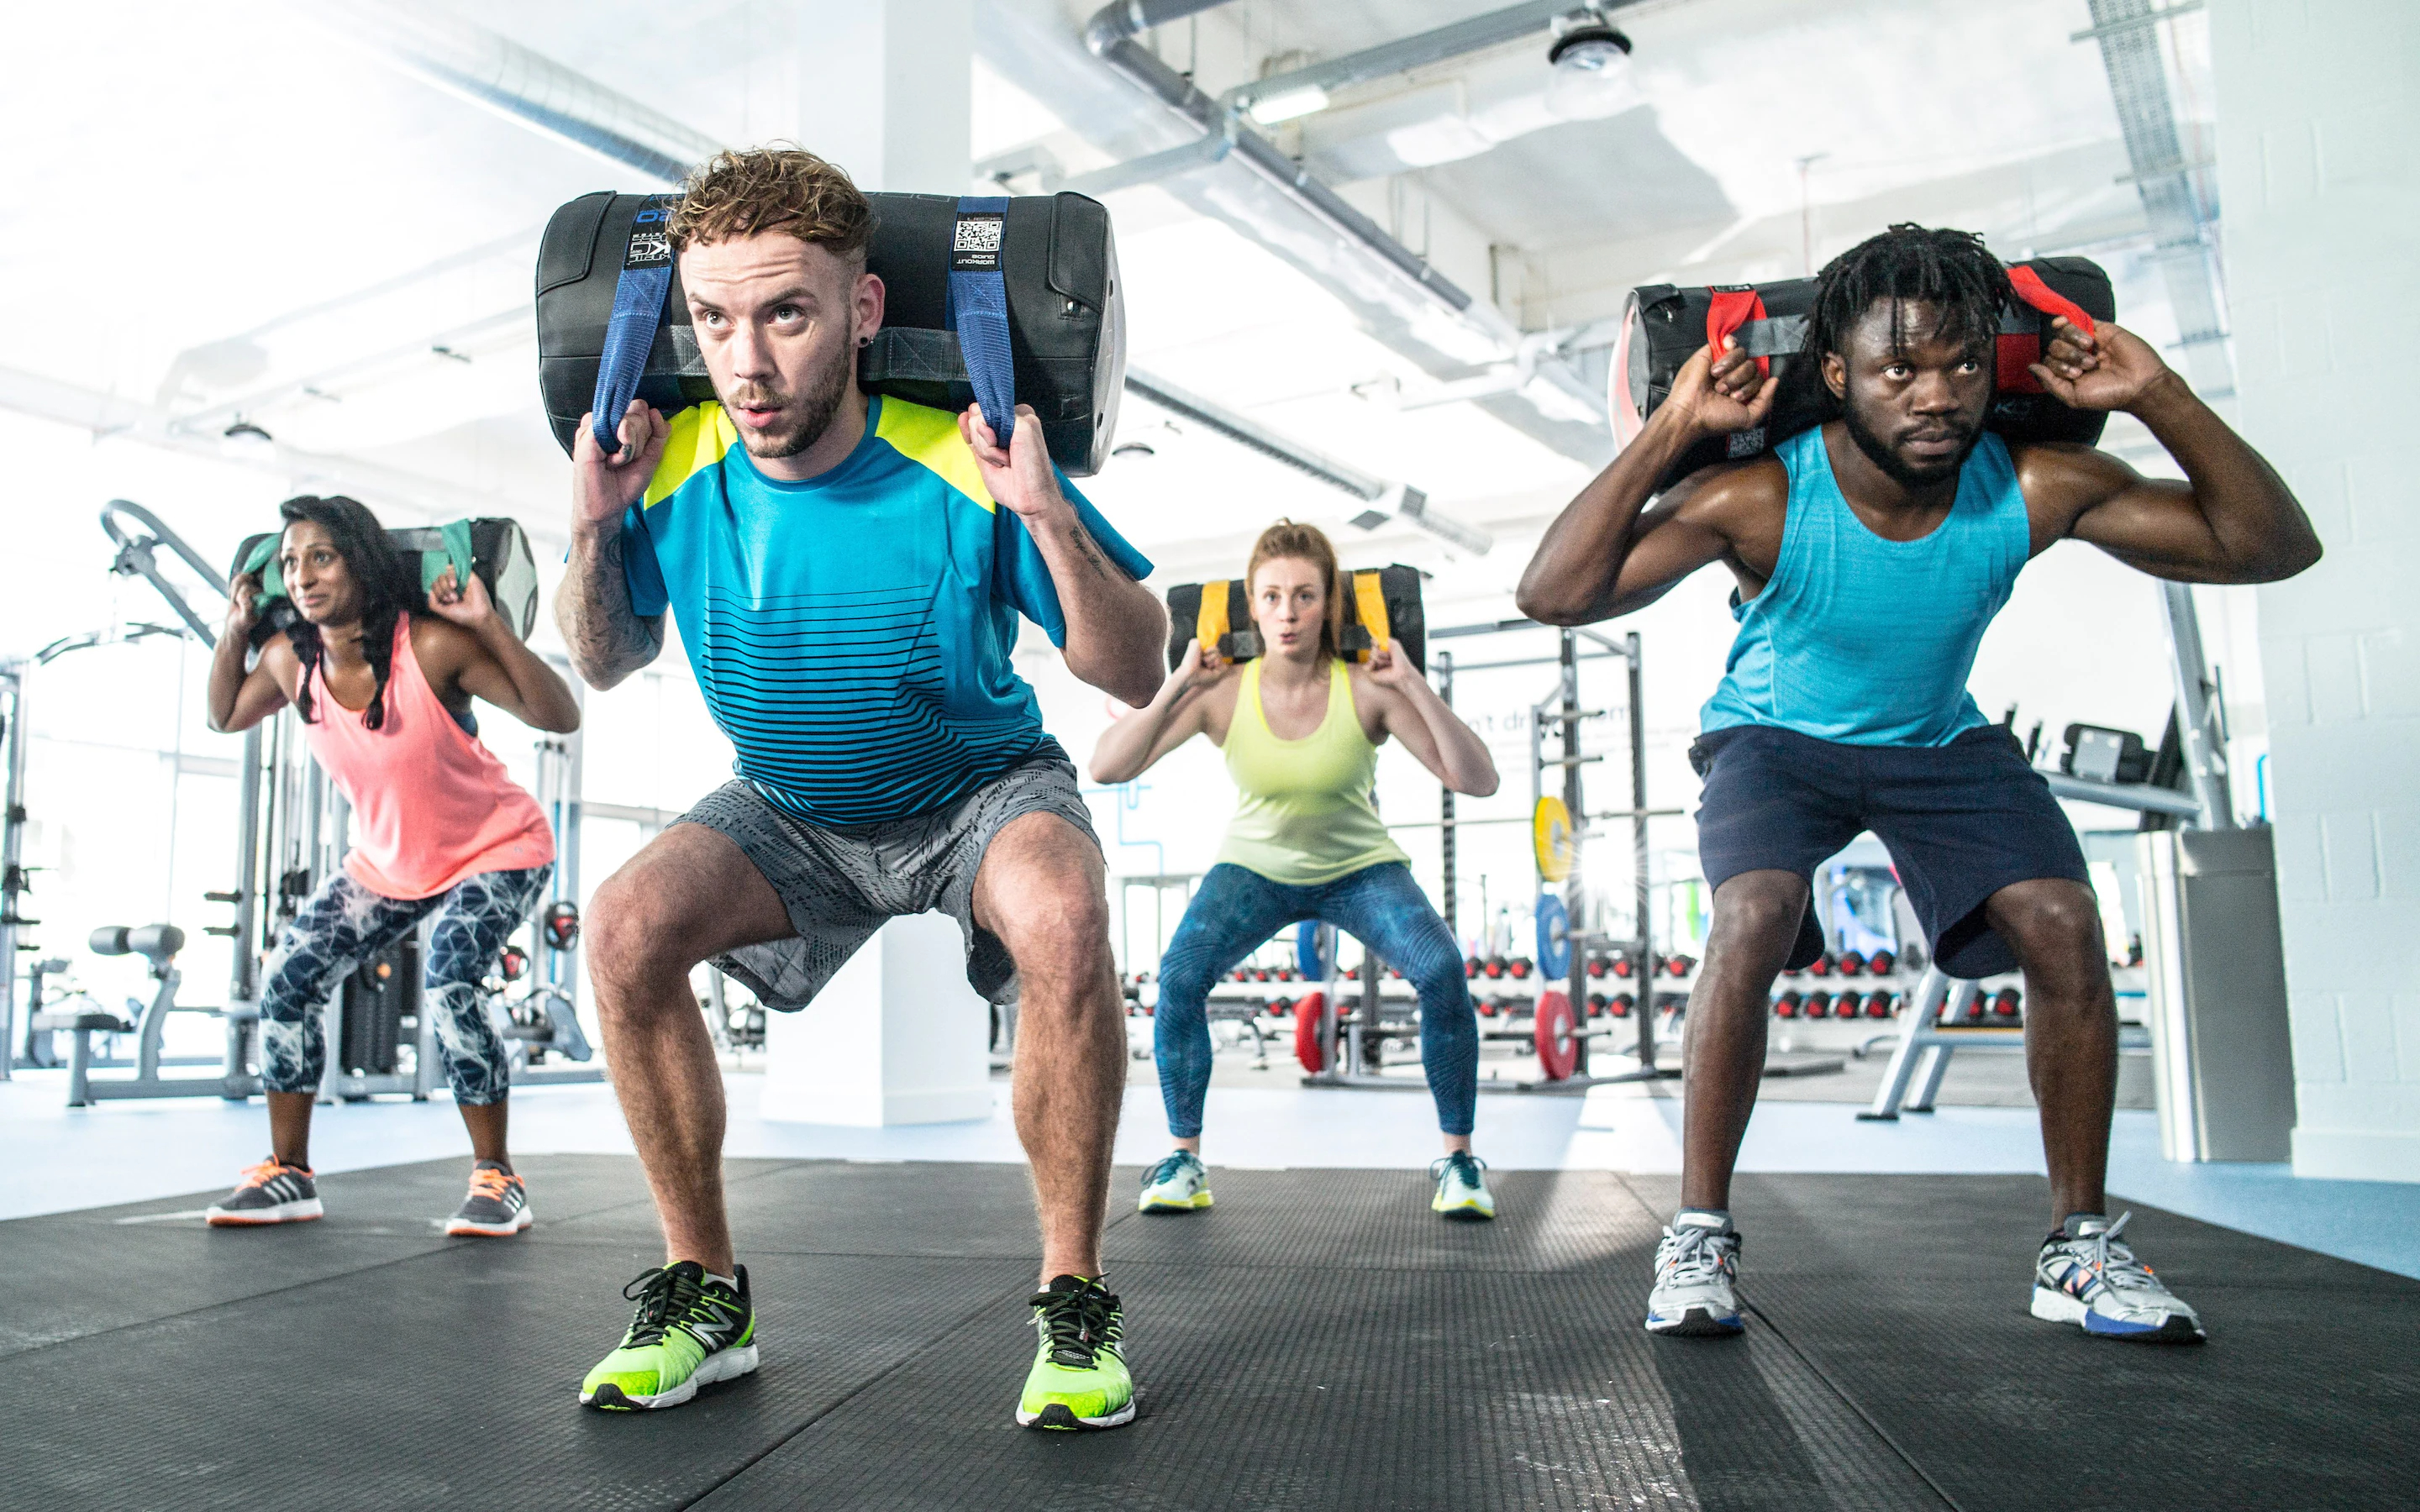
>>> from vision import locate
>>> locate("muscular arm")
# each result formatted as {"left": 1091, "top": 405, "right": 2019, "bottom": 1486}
{"left": 964, "top": 402, "right": 1165, "bottom": 706}
{"left": 555, "top": 399, "right": 671, "bottom": 690}
{"left": 1518, "top": 342, "right": 1780, "bottom": 625}
{"left": 424, "top": 576, "right": 583, "bottom": 733}
{"left": 555, "top": 526, "right": 665, "bottom": 690}
{"left": 2018, "top": 318, "right": 2321, "bottom": 583}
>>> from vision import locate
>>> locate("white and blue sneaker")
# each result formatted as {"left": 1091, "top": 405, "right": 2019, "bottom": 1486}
{"left": 1137, "top": 1151, "right": 1213, "bottom": 1214}
{"left": 1645, "top": 1212, "right": 1744, "bottom": 1336}
{"left": 1429, "top": 1151, "right": 1496, "bottom": 1221}
{"left": 2032, "top": 1212, "right": 2205, "bottom": 1343}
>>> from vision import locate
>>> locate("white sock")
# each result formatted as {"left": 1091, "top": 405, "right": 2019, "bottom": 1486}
{"left": 706, "top": 1271, "right": 738, "bottom": 1290}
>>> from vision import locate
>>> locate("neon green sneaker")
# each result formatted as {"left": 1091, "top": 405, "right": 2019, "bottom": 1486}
{"left": 1430, "top": 1151, "right": 1497, "bottom": 1221}
{"left": 579, "top": 1261, "right": 758, "bottom": 1411}
{"left": 1016, "top": 1274, "right": 1135, "bottom": 1431}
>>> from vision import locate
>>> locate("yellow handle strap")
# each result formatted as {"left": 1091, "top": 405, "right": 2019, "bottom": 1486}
{"left": 1352, "top": 571, "right": 1391, "bottom": 661}
{"left": 1196, "top": 579, "right": 1231, "bottom": 663}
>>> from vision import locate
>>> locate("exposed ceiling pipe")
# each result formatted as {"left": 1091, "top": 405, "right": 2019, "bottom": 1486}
{"left": 305, "top": 1, "right": 718, "bottom": 183}
{"left": 1081, "top": 0, "right": 1606, "bottom": 436}
{"left": 1125, "top": 367, "right": 1491, "bottom": 556}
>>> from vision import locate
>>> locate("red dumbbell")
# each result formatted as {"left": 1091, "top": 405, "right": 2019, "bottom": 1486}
{"left": 1508, "top": 957, "right": 1534, "bottom": 980}
{"left": 1839, "top": 950, "right": 1867, "bottom": 977}
{"left": 1773, "top": 990, "right": 1801, "bottom": 1020}
{"left": 1992, "top": 987, "right": 2023, "bottom": 1019}
{"left": 1804, "top": 990, "right": 1832, "bottom": 1019}
{"left": 1834, "top": 990, "right": 1863, "bottom": 1018}
{"left": 1865, "top": 990, "right": 1896, "bottom": 1019}
{"left": 1807, "top": 953, "right": 1835, "bottom": 978}
{"left": 1868, "top": 950, "right": 1895, "bottom": 976}
{"left": 1612, "top": 992, "right": 1635, "bottom": 1018}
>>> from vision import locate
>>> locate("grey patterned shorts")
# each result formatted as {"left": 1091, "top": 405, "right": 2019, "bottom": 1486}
{"left": 676, "top": 755, "right": 1102, "bottom": 1011}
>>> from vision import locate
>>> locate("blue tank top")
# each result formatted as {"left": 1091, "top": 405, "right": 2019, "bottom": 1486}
{"left": 1700, "top": 426, "right": 2031, "bottom": 747}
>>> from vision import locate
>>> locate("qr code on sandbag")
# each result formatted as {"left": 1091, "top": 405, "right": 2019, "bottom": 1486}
{"left": 955, "top": 218, "right": 1003, "bottom": 255}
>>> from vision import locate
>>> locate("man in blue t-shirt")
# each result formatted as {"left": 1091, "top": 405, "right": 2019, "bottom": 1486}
{"left": 555, "top": 147, "right": 1165, "bottom": 1429}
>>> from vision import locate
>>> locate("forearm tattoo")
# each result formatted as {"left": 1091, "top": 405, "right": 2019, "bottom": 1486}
{"left": 555, "top": 529, "right": 660, "bottom": 686}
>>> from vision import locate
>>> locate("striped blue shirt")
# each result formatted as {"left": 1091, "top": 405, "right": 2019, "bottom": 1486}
{"left": 621, "top": 396, "right": 1152, "bottom": 826}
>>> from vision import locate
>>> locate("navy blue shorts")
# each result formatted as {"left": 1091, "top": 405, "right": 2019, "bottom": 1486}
{"left": 1689, "top": 722, "right": 2089, "bottom": 979}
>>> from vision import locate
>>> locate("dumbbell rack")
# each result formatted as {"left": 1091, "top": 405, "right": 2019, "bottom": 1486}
{"left": 1854, "top": 965, "right": 2154, "bottom": 1120}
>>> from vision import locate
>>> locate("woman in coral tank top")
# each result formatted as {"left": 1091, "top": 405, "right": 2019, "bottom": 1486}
{"left": 203, "top": 496, "right": 582, "bottom": 1237}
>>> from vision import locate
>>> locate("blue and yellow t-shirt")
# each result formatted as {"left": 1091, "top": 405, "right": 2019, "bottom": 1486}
{"left": 621, "top": 396, "right": 1153, "bottom": 827}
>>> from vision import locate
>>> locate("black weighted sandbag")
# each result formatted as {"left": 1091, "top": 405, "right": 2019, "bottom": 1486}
{"left": 229, "top": 518, "right": 539, "bottom": 649}
{"left": 534, "top": 190, "right": 1125, "bottom": 475}
{"left": 1165, "top": 564, "right": 1427, "bottom": 675}
{"left": 1609, "top": 256, "right": 2116, "bottom": 493}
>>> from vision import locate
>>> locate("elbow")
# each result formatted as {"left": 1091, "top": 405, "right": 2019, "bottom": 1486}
{"left": 1513, "top": 581, "right": 1591, "bottom": 627}
{"left": 544, "top": 706, "right": 584, "bottom": 736}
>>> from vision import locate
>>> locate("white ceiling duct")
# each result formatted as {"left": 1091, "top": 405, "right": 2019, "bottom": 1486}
{"left": 1297, "top": 45, "right": 1646, "bottom": 183}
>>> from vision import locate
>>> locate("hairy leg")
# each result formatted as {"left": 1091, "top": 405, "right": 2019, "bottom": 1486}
{"left": 1986, "top": 879, "right": 2118, "bottom": 1225}
{"left": 1680, "top": 871, "right": 1808, "bottom": 1212}
{"left": 975, "top": 812, "right": 1125, "bottom": 1284}
{"left": 587, "top": 823, "right": 792, "bottom": 1274}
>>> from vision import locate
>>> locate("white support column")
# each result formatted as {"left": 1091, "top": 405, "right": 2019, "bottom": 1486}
{"left": 2214, "top": 0, "right": 2420, "bottom": 1182}
{"left": 760, "top": 0, "right": 989, "bottom": 1126}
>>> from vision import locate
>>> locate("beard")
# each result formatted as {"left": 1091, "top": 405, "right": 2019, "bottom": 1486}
{"left": 723, "top": 331, "right": 856, "bottom": 460}
{"left": 1842, "top": 400, "right": 1982, "bottom": 491}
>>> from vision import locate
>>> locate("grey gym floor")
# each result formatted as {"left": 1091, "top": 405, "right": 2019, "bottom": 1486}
{"left": 3, "top": 1157, "right": 2411, "bottom": 1510}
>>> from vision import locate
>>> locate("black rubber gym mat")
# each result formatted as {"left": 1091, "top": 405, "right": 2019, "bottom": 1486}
{"left": 1, "top": 1158, "right": 2406, "bottom": 1509}
{"left": 1625, "top": 1173, "right": 2420, "bottom": 1511}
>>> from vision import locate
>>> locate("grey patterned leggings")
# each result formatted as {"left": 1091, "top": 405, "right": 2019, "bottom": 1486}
{"left": 257, "top": 864, "right": 552, "bottom": 1103}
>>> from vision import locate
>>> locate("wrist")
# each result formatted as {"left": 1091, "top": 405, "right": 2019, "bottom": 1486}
{"left": 2123, "top": 368, "right": 2198, "bottom": 424}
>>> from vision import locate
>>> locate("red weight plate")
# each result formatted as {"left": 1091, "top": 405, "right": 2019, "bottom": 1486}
{"left": 1534, "top": 990, "right": 1578, "bottom": 1081}
{"left": 1293, "top": 990, "right": 1328, "bottom": 1073}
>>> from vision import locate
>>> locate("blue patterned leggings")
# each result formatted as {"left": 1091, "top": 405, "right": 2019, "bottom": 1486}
{"left": 1155, "top": 862, "right": 1478, "bottom": 1138}
{"left": 258, "top": 865, "right": 551, "bottom": 1103}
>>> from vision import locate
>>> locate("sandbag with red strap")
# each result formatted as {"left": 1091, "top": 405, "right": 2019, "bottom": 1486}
{"left": 1607, "top": 255, "right": 2115, "bottom": 494}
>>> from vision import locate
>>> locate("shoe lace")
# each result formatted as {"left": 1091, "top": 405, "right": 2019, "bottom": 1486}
{"left": 2072, "top": 1212, "right": 2163, "bottom": 1294}
{"left": 620, "top": 1266, "right": 705, "bottom": 1348}
{"left": 467, "top": 1166, "right": 515, "bottom": 1200}
{"left": 1029, "top": 1280, "right": 1122, "bottom": 1368}
{"left": 1659, "top": 1224, "right": 1739, "bottom": 1285}
{"left": 1428, "top": 1152, "right": 1486, "bottom": 1186}
{"left": 239, "top": 1157, "right": 302, "bottom": 1188}
{"left": 1143, "top": 1152, "right": 1196, "bottom": 1188}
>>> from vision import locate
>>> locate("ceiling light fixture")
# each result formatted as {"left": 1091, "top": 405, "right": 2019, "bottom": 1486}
{"left": 1544, "top": 11, "right": 1635, "bottom": 122}
{"left": 220, "top": 418, "right": 276, "bottom": 456}
{"left": 1245, "top": 83, "right": 1331, "bottom": 127}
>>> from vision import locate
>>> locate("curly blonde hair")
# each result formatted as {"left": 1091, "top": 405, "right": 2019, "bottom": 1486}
{"left": 667, "top": 145, "right": 876, "bottom": 260}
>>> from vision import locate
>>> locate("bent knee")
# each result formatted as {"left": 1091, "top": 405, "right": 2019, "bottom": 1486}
{"left": 584, "top": 876, "right": 697, "bottom": 997}
{"left": 1998, "top": 883, "right": 2104, "bottom": 960}
{"left": 1710, "top": 873, "right": 1809, "bottom": 943}
{"left": 992, "top": 881, "right": 1112, "bottom": 973}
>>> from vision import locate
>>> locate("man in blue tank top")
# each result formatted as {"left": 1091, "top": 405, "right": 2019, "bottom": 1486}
{"left": 1519, "top": 226, "right": 2320, "bottom": 1346}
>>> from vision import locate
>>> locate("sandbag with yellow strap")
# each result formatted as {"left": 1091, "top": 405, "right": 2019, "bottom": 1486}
{"left": 1163, "top": 563, "right": 1427, "bottom": 673}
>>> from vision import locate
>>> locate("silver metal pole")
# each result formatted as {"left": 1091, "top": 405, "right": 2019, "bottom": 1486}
{"left": 1435, "top": 651, "right": 1456, "bottom": 943}
{"left": 1628, "top": 630, "right": 1655, "bottom": 1070}
{"left": 2160, "top": 582, "right": 2237, "bottom": 829}
{"left": 0, "top": 663, "right": 28, "bottom": 1079}
{"left": 1560, "top": 632, "right": 1588, "bottom": 1074}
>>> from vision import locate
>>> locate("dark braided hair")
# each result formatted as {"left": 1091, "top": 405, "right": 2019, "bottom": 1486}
{"left": 1805, "top": 223, "right": 2007, "bottom": 371}
{"left": 276, "top": 495, "right": 418, "bottom": 729}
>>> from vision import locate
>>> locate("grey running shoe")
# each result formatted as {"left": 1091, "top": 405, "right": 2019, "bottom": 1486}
{"left": 1645, "top": 1214, "right": 1744, "bottom": 1336}
{"left": 1137, "top": 1151, "right": 1213, "bottom": 1213}
{"left": 2032, "top": 1212, "right": 2204, "bottom": 1342}
{"left": 1429, "top": 1151, "right": 1497, "bottom": 1221}
{"left": 445, "top": 1160, "right": 533, "bottom": 1237}
{"left": 205, "top": 1158, "right": 323, "bottom": 1226}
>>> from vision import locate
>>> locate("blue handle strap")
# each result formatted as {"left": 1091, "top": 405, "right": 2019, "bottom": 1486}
{"left": 591, "top": 196, "right": 679, "bottom": 453}
{"left": 946, "top": 195, "right": 1016, "bottom": 447}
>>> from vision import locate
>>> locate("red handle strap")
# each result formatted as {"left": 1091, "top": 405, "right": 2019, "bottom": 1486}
{"left": 1706, "top": 288, "right": 1771, "bottom": 378}
{"left": 2006, "top": 265, "right": 2093, "bottom": 335}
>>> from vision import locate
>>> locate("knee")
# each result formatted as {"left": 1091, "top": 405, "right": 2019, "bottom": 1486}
{"left": 994, "top": 880, "right": 1113, "bottom": 984}
{"left": 584, "top": 874, "right": 692, "bottom": 1010}
{"left": 1999, "top": 885, "right": 2106, "bottom": 976}
{"left": 1708, "top": 874, "right": 1808, "bottom": 951}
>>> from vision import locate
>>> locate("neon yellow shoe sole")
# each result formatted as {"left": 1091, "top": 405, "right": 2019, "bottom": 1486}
{"left": 1138, "top": 1187, "right": 1213, "bottom": 1214}
{"left": 1017, "top": 1356, "right": 1136, "bottom": 1431}
{"left": 581, "top": 1339, "right": 759, "bottom": 1410}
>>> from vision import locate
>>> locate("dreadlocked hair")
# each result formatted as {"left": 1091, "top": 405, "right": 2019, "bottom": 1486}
{"left": 275, "top": 495, "right": 418, "bottom": 730}
{"left": 1805, "top": 223, "right": 2008, "bottom": 372}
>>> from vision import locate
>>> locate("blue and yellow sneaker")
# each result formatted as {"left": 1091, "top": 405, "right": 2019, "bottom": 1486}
{"left": 1137, "top": 1150, "right": 1213, "bottom": 1213}
{"left": 1016, "top": 1274, "right": 1135, "bottom": 1431}
{"left": 1429, "top": 1151, "right": 1497, "bottom": 1221}
{"left": 580, "top": 1261, "right": 758, "bottom": 1410}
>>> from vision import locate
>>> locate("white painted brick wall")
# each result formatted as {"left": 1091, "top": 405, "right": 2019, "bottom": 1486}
{"left": 2216, "top": 0, "right": 2420, "bottom": 1180}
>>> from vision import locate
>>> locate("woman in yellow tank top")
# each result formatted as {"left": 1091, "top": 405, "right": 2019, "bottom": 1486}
{"left": 1091, "top": 522, "right": 1502, "bottom": 1221}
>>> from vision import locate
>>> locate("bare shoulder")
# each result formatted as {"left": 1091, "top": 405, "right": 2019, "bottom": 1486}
{"left": 1672, "top": 454, "right": 1790, "bottom": 524}
{"left": 255, "top": 631, "right": 302, "bottom": 693}
{"left": 408, "top": 613, "right": 486, "bottom": 680}
{"left": 2009, "top": 440, "right": 2148, "bottom": 541}
{"left": 1192, "top": 660, "right": 1244, "bottom": 739}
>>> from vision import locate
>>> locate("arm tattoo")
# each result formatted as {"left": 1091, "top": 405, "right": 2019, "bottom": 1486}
{"left": 555, "top": 528, "right": 662, "bottom": 689}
